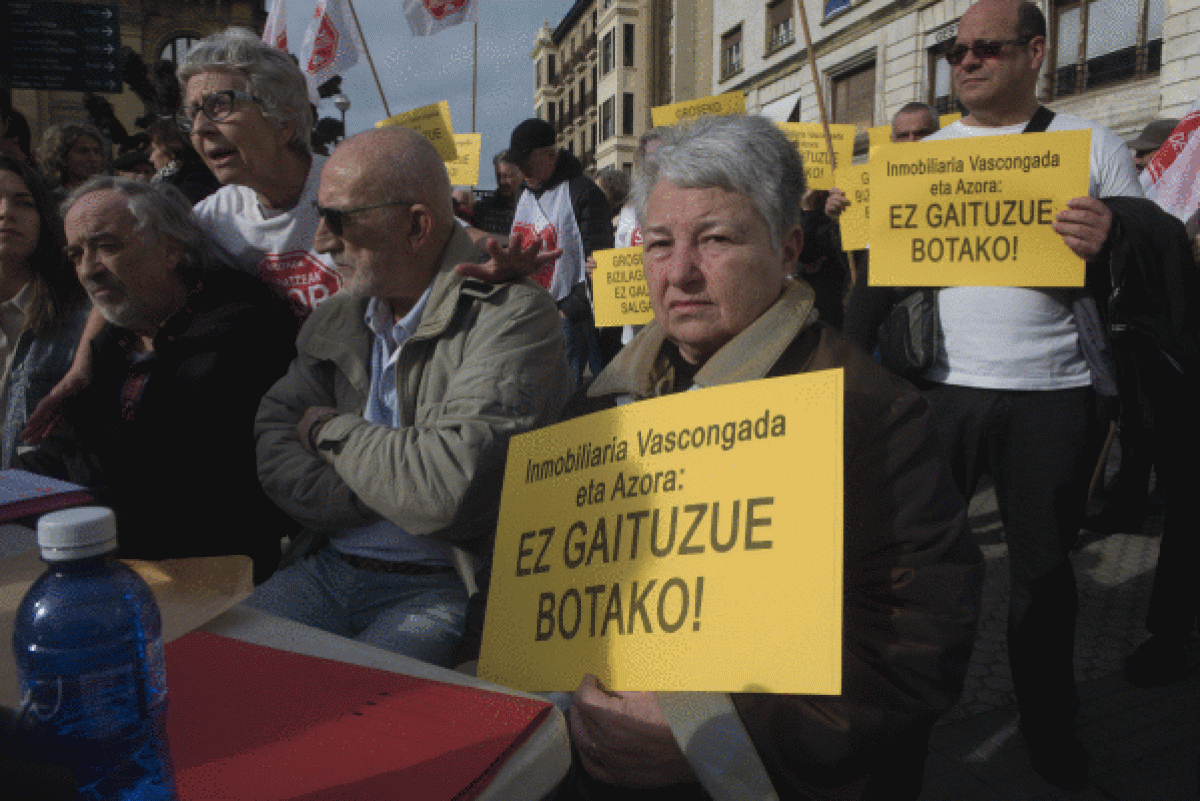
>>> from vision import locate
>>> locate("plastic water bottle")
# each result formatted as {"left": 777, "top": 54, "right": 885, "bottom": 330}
{"left": 12, "top": 507, "right": 178, "bottom": 800}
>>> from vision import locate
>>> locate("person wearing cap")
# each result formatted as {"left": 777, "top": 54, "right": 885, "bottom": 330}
{"left": 1126, "top": 118, "right": 1179, "bottom": 173}
{"left": 507, "top": 117, "right": 613, "bottom": 386}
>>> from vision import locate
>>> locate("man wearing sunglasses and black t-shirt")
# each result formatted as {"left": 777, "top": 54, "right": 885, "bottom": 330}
{"left": 918, "top": 0, "right": 1143, "bottom": 790}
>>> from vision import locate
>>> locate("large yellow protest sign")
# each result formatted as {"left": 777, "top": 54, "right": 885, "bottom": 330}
{"left": 376, "top": 100, "right": 458, "bottom": 162}
{"left": 868, "top": 130, "right": 1090, "bottom": 286}
{"left": 777, "top": 123, "right": 856, "bottom": 190}
{"left": 478, "top": 371, "right": 844, "bottom": 693}
{"left": 445, "top": 133, "right": 481, "bottom": 186}
{"left": 591, "top": 247, "right": 654, "bottom": 328}
{"left": 650, "top": 92, "right": 745, "bottom": 127}
{"left": 835, "top": 165, "right": 871, "bottom": 251}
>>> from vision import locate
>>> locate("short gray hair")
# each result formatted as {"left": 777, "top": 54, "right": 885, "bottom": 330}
{"left": 177, "top": 27, "right": 313, "bottom": 157}
{"left": 631, "top": 115, "right": 804, "bottom": 251}
{"left": 893, "top": 102, "right": 940, "bottom": 130}
{"left": 595, "top": 167, "right": 630, "bottom": 210}
{"left": 64, "top": 177, "right": 215, "bottom": 287}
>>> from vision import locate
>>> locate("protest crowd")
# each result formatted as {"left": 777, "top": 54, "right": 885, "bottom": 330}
{"left": 2, "top": 0, "right": 1197, "bottom": 797}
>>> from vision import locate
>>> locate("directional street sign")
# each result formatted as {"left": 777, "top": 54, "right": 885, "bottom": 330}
{"left": 0, "top": 2, "right": 123, "bottom": 93}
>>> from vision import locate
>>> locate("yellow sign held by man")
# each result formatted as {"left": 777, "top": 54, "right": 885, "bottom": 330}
{"left": 776, "top": 123, "right": 856, "bottom": 190}
{"left": 479, "top": 370, "right": 844, "bottom": 694}
{"left": 868, "top": 129, "right": 1091, "bottom": 286}
{"left": 376, "top": 100, "right": 458, "bottom": 162}
{"left": 650, "top": 92, "right": 745, "bottom": 128}
{"left": 446, "top": 133, "right": 481, "bottom": 186}
{"left": 591, "top": 247, "right": 654, "bottom": 328}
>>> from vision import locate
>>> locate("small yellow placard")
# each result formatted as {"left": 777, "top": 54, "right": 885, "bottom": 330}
{"left": 650, "top": 92, "right": 745, "bottom": 128}
{"left": 591, "top": 247, "right": 654, "bottom": 328}
{"left": 940, "top": 112, "right": 963, "bottom": 128}
{"left": 776, "top": 123, "right": 856, "bottom": 190}
{"left": 478, "top": 370, "right": 844, "bottom": 693}
{"left": 835, "top": 164, "right": 871, "bottom": 251}
{"left": 446, "top": 133, "right": 481, "bottom": 186}
{"left": 376, "top": 100, "right": 458, "bottom": 162}
{"left": 868, "top": 130, "right": 1090, "bottom": 286}
{"left": 868, "top": 125, "right": 892, "bottom": 149}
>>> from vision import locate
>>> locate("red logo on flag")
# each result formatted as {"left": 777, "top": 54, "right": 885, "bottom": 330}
{"left": 1146, "top": 113, "right": 1200, "bottom": 184}
{"left": 308, "top": 15, "right": 338, "bottom": 73}
{"left": 511, "top": 221, "right": 559, "bottom": 289}
{"left": 423, "top": 0, "right": 470, "bottom": 21}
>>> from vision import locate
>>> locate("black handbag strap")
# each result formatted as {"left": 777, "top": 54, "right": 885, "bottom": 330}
{"left": 1023, "top": 106, "right": 1056, "bottom": 134}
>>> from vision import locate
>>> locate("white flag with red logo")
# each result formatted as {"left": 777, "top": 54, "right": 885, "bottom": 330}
{"left": 298, "top": 0, "right": 364, "bottom": 100}
{"left": 262, "top": 0, "right": 288, "bottom": 51}
{"left": 1141, "top": 96, "right": 1200, "bottom": 222}
{"left": 403, "top": 0, "right": 478, "bottom": 37}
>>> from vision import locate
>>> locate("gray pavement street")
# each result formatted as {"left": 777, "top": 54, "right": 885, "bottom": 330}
{"left": 920, "top": 477, "right": 1200, "bottom": 800}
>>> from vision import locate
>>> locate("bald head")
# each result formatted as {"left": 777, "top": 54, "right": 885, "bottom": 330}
{"left": 953, "top": 0, "right": 1046, "bottom": 126}
{"left": 326, "top": 127, "right": 454, "bottom": 233}
{"left": 315, "top": 127, "right": 458, "bottom": 314}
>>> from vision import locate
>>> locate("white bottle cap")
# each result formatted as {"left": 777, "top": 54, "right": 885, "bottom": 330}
{"left": 37, "top": 507, "right": 119, "bottom": 561}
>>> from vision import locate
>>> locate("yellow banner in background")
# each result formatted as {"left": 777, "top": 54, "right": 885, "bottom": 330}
{"left": 868, "top": 125, "right": 892, "bottom": 150}
{"left": 776, "top": 123, "right": 856, "bottom": 190}
{"left": 651, "top": 92, "right": 745, "bottom": 127}
{"left": 868, "top": 129, "right": 1091, "bottom": 286}
{"left": 591, "top": 247, "right": 654, "bottom": 328}
{"left": 479, "top": 370, "right": 844, "bottom": 694}
{"left": 376, "top": 100, "right": 458, "bottom": 162}
{"left": 446, "top": 133, "right": 481, "bottom": 186}
{"left": 835, "top": 164, "right": 871, "bottom": 251}
{"left": 940, "top": 112, "right": 963, "bottom": 128}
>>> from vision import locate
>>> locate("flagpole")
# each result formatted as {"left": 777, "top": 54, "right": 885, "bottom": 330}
{"left": 346, "top": 0, "right": 392, "bottom": 118}
{"left": 471, "top": 20, "right": 478, "bottom": 134}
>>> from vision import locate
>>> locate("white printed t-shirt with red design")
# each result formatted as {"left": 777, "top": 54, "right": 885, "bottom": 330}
{"left": 509, "top": 181, "right": 587, "bottom": 304}
{"left": 193, "top": 154, "right": 341, "bottom": 314}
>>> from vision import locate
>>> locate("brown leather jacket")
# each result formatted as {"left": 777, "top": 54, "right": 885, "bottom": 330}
{"left": 567, "top": 280, "right": 983, "bottom": 800}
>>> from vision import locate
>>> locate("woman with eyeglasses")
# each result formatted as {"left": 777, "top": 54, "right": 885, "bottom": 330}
{"left": 0, "top": 153, "right": 89, "bottom": 466}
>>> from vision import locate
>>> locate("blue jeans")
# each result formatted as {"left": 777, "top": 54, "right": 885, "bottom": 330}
{"left": 245, "top": 547, "right": 468, "bottom": 668}
{"left": 563, "top": 317, "right": 602, "bottom": 387}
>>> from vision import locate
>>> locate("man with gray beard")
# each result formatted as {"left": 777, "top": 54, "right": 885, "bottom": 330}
{"left": 21, "top": 177, "right": 298, "bottom": 583}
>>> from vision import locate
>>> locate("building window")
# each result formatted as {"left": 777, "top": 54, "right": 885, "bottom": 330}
{"left": 601, "top": 30, "right": 614, "bottom": 75}
{"left": 548, "top": 54, "right": 556, "bottom": 83}
{"left": 831, "top": 61, "right": 876, "bottom": 134}
{"left": 824, "top": 0, "right": 851, "bottom": 19}
{"left": 536, "top": 58, "right": 543, "bottom": 89}
{"left": 767, "top": 1, "right": 795, "bottom": 54}
{"left": 1048, "top": 0, "right": 1164, "bottom": 99}
{"left": 548, "top": 102, "right": 556, "bottom": 127}
{"left": 601, "top": 96, "right": 616, "bottom": 141}
{"left": 928, "top": 42, "right": 956, "bottom": 113}
{"left": 622, "top": 92, "right": 635, "bottom": 136}
{"left": 160, "top": 35, "right": 200, "bottom": 65}
{"left": 623, "top": 24, "right": 635, "bottom": 67}
{"left": 721, "top": 26, "right": 743, "bottom": 81}
{"left": 568, "top": 89, "right": 574, "bottom": 122}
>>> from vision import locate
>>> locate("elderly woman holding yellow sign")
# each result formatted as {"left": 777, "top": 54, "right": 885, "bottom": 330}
{"left": 557, "top": 114, "right": 983, "bottom": 801}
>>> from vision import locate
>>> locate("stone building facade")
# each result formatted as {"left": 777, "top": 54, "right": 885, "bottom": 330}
{"left": 531, "top": 0, "right": 712, "bottom": 176}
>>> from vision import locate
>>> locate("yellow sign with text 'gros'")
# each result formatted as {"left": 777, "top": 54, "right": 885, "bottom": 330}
{"left": 776, "top": 123, "right": 856, "bottom": 190}
{"left": 868, "top": 129, "right": 1090, "bottom": 286}
{"left": 376, "top": 100, "right": 458, "bottom": 162}
{"left": 650, "top": 92, "right": 745, "bottom": 127}
{"left": 445, "top": 133, "right": 481, "bottom": 186}
{"left": 591, "top": 247, "right": 654, "bottom": 328}
{"left": 478, "top": 370, "right": 844, "bottom": 693}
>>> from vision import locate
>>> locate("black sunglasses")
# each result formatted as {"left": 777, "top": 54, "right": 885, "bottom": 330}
{"left": 313, "top": 199, "right": 412, "bottom": 236}
{"left": 945, "top": 37, "right": 1032, "bottom": 66}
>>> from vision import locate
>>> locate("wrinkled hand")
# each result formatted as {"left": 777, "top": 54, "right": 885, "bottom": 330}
{"left": 825, "top": 187, "right": 849, "bottom": 218}
{"left": 568, "top": 673, "right": 695, "bottom": 788}
{"left": 297, "top": 406, "right": 338, "bottom": 456}
{"left": 453, "top": 237, "right": 562, "bottom": 282}
{"left": 1052, "top": 196, "right": 1113, "bottom": 261}
{"left": 22, "top": 365, "right": 91, "bottom": 443}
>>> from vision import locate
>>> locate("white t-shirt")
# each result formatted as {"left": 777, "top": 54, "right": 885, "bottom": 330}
{"left": 193, "top": 155, "right": 342, "bottom": 314}
{"left": 921, "top": 113, "right": 1142, "bottom": 390}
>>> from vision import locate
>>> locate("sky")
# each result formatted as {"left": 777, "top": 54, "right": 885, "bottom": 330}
{"left": 282, "top": 0, "right": 577, "bottom": 189}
